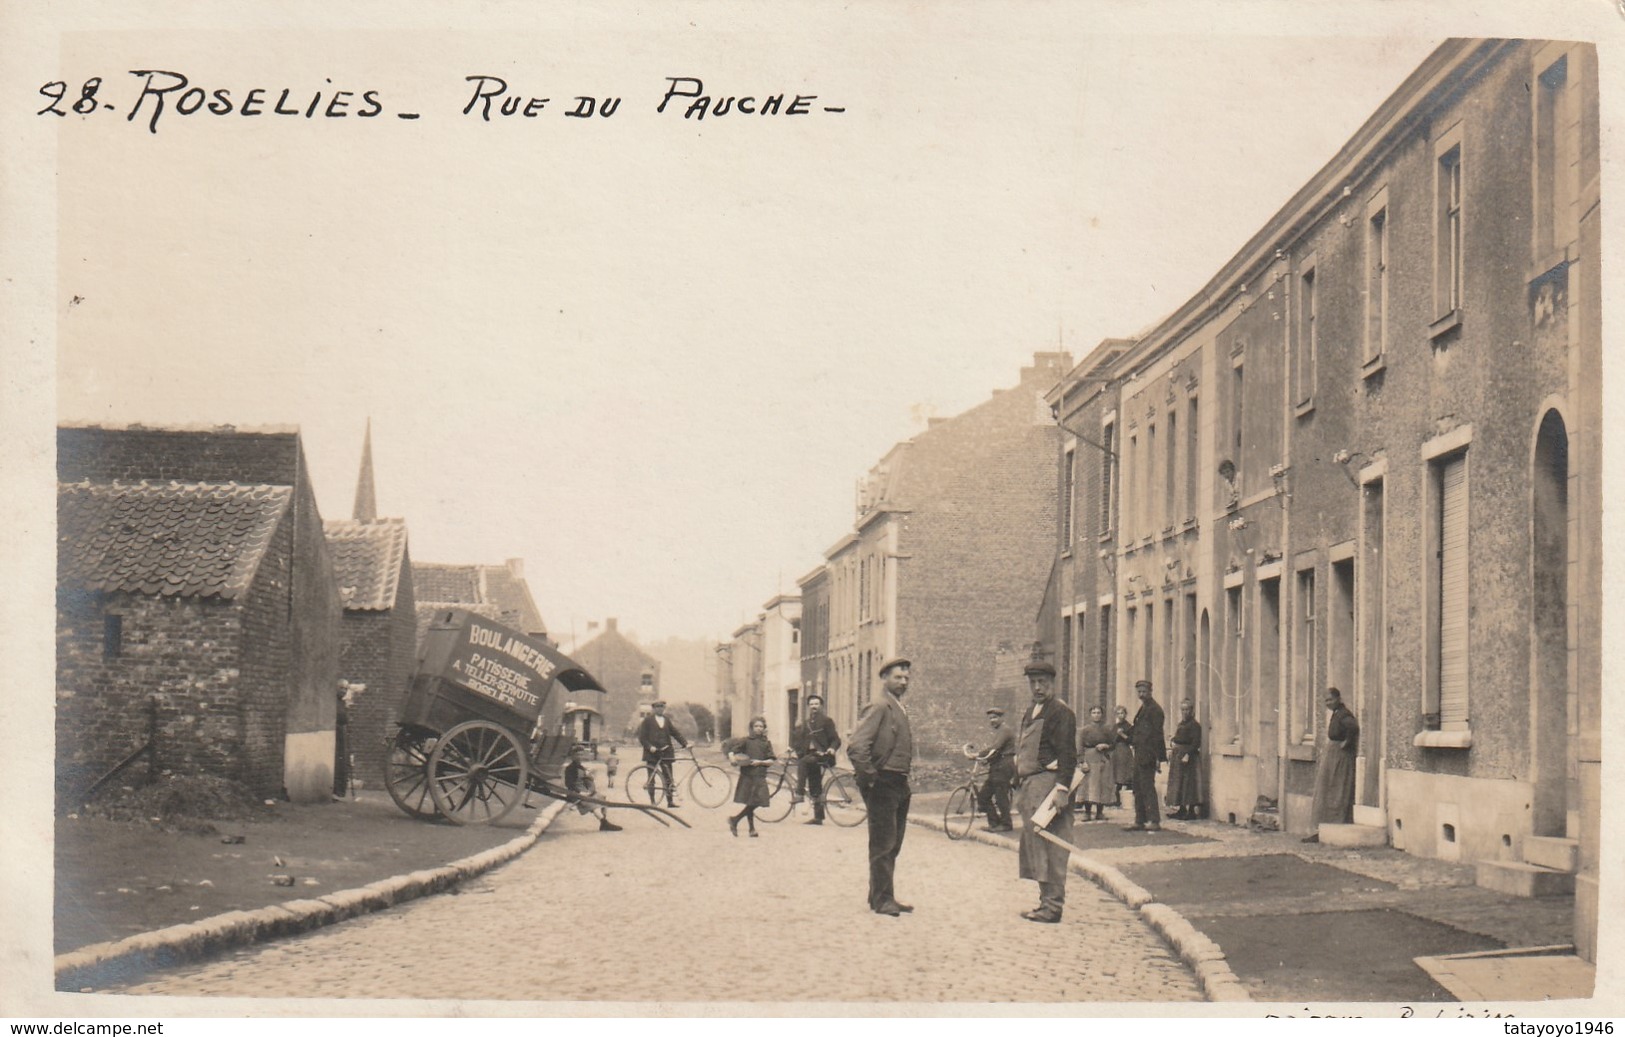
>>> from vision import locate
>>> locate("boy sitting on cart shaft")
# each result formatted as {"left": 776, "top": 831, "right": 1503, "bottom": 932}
{"left": 565, "top": 743, "right": 622, "bottom": 832}
{"left": 637, "top": 700, "right": 690, "bottom": 807}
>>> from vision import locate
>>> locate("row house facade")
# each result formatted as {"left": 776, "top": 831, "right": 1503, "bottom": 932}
{"left": 1040, "top": 39, "right": 1601, "bottom": 961}
{"left": 797, "top": 565, "right": 831, "bottom": 729}
{"left": 817, "top": 353, "right": 1069, "bottom": 753}
{"left": 758, "top": 595, "right": 803, "bottom": 745}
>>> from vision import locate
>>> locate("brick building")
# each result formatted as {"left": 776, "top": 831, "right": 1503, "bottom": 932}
{"left": 324, "top": 422, "right": 418, "bottom": 785}
{"left": 1037, "top": 40, "right": 1601, "bottom": 960}
{"left": 569, "top": 618, "right": 660, "bottom": 738}
{"left": 796, "top": 565, "right": 830, "bottom": 726}
{"left": 56, "top": 424, "right": 343, "bottom": 803}
{"left": 821, "top": 353, "right": 1069, "bottom": 754}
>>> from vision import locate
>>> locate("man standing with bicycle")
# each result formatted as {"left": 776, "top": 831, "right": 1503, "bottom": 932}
{"left": 976, "top": 707, "right": 1015, "bottom": 832}
{"left": 792, "top": 693, "right": 842, "bottom": 825}
{"left": 1014, "top": 660, "right": 1077, "bottom": 924}
{"left": 847, "top": 656, "right": 914, "bottom": 917}
{"left": 637, "top": 700, "right": 689, "bottom": 808}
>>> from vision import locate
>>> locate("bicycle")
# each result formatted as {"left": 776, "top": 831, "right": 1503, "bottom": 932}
{"left": 944, "top": 746, "right": 993, "bottom": 840}
{"left": 756, "top": 753, "right": 865, "bottom": 827}
{"left": 624, "top": 746, "right": 733, "bottom": 809}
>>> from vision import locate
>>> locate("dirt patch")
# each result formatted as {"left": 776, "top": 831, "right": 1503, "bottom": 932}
{"left": 1121, "top": 853, "right": 1392, "bottom": 903}
{"left": 55, "top": 790, "right": 528, "bottom": 954}
{"left": 1197, "top": 909, "right": 1501, "bottom": 1002}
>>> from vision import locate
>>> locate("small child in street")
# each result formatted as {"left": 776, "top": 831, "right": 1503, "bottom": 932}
{"left": 726, "top": 716, "right": 776, "bottom": 838}
{"left": 565, "top": 743, "right": 622, "bottom": 832}
{"left": 605, "top": 745, "right": 620, "bottom": 789}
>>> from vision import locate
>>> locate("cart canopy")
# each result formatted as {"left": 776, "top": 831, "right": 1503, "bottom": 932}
{"left": 412, "top": 608, "right": 606, "bottom": 728}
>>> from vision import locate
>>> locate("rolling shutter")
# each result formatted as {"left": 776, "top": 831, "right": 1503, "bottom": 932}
{"left": 1438, "top": 455, "right": 1469, "bottom": 728}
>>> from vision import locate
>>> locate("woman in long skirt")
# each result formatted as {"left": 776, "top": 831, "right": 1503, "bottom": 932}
{"left": 1164, "top": 700, "right": 1204, "bottom": 820}
{"left": 727, "top": 716, "right": 775, "bottom": 837}
{"left": 1075, "top": 706, "right": 1118, "bottom": 820}
{"left": 1110, "top": 704, "right": 1136, "bottom": 804}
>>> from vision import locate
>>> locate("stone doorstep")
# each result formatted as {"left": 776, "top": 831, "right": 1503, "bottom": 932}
{"left": 1414, "top": 945, "right": 1594, "bottom": 1003}
{"left": 1475, "top": 860, "right": 1576, "bottom": 898}
{"left": 1521, "top": 835, "right": 1579, "bottom": 874}
{"left": 1319, "top": 822, "right": 1388, "bottom": 848}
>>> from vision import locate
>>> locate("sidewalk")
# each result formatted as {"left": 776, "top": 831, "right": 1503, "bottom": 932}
{"left": 909, "top": 790, "right": 1589, "bottom": 1003}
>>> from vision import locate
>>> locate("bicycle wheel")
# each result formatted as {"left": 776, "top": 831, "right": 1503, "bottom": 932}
{"left": 822, "top": 773, "right": 865, "bottom": 827}
{"left": 624, "top": 765, "right": 659, "bottom": 804}
{"left": 944, "top": 785, "right": 977, "bottom": 840}
{"left": 686, "top": 764, "right": 732, "bottom": 809}
{"left": 755, "top": 774, "right": 795, "bottom": 823}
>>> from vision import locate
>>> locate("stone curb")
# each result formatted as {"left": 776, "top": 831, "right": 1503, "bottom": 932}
{"left": 909, "top": 812, "right": 1252, "bottom": 1002}
{"left": 55, "top": 799, "right": 569, "bottom": 992}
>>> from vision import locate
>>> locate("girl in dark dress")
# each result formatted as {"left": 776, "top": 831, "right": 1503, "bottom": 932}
{"left": 1111, "top": 705, "right": 1136, "bottom": 805}
{"left": 727, "top": 716, "right": 776, "bottom": 837}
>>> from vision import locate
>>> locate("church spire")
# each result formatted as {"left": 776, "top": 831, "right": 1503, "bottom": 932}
{"left": 352, "top": 418, "right": 378, "bottom": 522}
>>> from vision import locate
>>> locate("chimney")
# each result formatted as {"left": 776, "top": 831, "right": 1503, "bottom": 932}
{"left": 506, "top": 557, "right": 524, "bottom": 577}
{"left": 606, "top": 617, "right": 618, "bottom": 633}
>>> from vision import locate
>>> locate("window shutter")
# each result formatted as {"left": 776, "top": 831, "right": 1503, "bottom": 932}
{"left": 1438, "top": 456, "right": 1469, "bottom": 728}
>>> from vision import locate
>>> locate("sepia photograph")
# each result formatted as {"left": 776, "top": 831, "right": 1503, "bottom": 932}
{"left": 2, "top": 0, "right": 1621, "bottom": 1022}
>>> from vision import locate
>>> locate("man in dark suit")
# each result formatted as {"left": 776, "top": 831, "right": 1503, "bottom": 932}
{"left": 847, "top": 656, "right": 914, "bottom": 916}
{"left": 792, "top": 693, "right": 842, "bottom": 825}
{"left": 1125, "top": 679, "right": 1166, "bottom": 832}
{"left": 636, "top": 700, "right": 689, "bottom": 807}
{"left": 1013, "top": 661, "right": 1077, "bottom": 922}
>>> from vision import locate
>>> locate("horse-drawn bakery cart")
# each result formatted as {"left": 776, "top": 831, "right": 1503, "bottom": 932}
{"left": 384, "top": 608, "right": 686, "bottom": 828}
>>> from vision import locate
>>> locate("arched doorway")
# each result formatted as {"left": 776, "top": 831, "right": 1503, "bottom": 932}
{"left": 1530, "top": 408, "right": 1571, "bottom": 837}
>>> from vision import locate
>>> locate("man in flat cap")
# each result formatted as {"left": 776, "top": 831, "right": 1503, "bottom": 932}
{"left": 847, "top": 656, "right": 915, "bottom": 916}
{"left": 636, "top": 699, "right": 689, "bottom": 808}
{"left": 1124, "top": 679, "right": 1166, "bottom": 832}
{"left": 975, "top": 707, "right": 1015, "bottom": 831}
{"left": 1013, "top": 660, "right": 1077, "bottom": 922}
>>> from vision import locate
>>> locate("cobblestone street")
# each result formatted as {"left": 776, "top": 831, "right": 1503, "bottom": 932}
{"left": 112, "top": 801, "right": 1203, "bottom": 1004}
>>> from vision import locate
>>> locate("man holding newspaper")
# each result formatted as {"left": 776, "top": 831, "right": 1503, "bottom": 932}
{"left": 1012, "top": 659, "right": 1078, "bottom": 924}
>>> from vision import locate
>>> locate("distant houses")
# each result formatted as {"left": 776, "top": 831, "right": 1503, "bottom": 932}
{"left": 568, "top": 618, "right": 660, "bottom": 738}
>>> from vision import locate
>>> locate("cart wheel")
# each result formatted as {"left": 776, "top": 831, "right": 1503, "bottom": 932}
{"left": 427, "top": 720, "right": 529, "bottom": 826}
{"left": 624, "top": 765, "right": 658, "bottom": 805}
{"left": 756, "top": 778, "right": 794, "bottom": 823}
{"left": 823, "top": 774, "right": 866, "bottom": 827}
{"left": 384, "top": 728, "right": 440, "bottom": 821}
{"left": 687, "top": 764, "right": 732, "bottom": 809}
{"left": 944, "top": 785, "right": 977, "bottom": 840}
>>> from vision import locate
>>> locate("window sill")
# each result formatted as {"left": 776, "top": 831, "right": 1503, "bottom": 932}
{"left": 1218, "top": 742, "right": 1245, "bottom": 758}
{"left": 1428, "top": 309, "right": 1463, "bottom": 340}
{"left": 1286, "top": 742, "right": 1316, "bottom": 762}
{"left": 1413, "top": 729, "right": 1473, "bottom": 749}
{"left": 1294, "top": 399, "right": 1315, "bottom": 420}
{"left": 1059, "top": 550, "right": 1073, "bottom": 561}
{"left": 1097, "top": 531, "right": 1114, "bottom": 544}
{"left": 1361, "top": 354, "right": 1386, "bottom": 380}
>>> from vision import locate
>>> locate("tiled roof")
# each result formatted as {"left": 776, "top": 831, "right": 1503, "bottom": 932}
{"left": 411, "top": 562, "right": 547, "bottom": 636}
{"left": 58, "top": 480, "right": 291, "bottom": 599}
{"left": 412, "top": 564, "right": 482, "bottom": 604}
{"left": 324, "top": 519, "right": 408, "bottom": 610}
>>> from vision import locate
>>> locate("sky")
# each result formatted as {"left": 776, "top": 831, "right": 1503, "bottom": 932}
{"left": 48, "top": 9, "right": 1458, "bottom": 643}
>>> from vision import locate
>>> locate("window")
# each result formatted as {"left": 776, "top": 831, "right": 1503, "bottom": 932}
{"left": 103, "top": 614, "right": 123, "bottom": 658}
{"left": 1146, "top": 422, "right": 1157, "bottom": 538}
{"left": 1365, "top": 193, "right": 1389, "bottom": 366}
{"left": 1225, "top": 585, "right": 1244, "bottom": 744}
{"left": 1296, "top": 566, "right": 1318, "bottom": 741}
{"left": 1127, "top": 433, "right": 1139, "bottom": 540}
{"left": 1185, "top": 395, "right": 1199, "bottom": 522}
{"left": 1099, "top": 420, "right": 1116, "bottom": 536}
{"left": 1434, "top": 127, "right": 1465, "bottom": 321}
{"left": 1296, "top": 262, "right": 1317, "bottom": 408}
{"left": 1097, "top": 604, "right": 1113, "bottom": 709}
{"left": 1432, "top": 452, "right": 1470, "bottom": 730}
{"left": 1231, "top": 358, "right": 1245, "bottom": 478}
{"left": 1534, "top": 53, "right": 1576, "bottom": 264}
{"left": 1165, "top": 408, "right": 1178, "bottom": 529}
{"left": 1062, "top": 613, "right": 1074, "bottom": 703}
{"left": 1062, "top": 445, "right": 1077, "bottom": 547}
